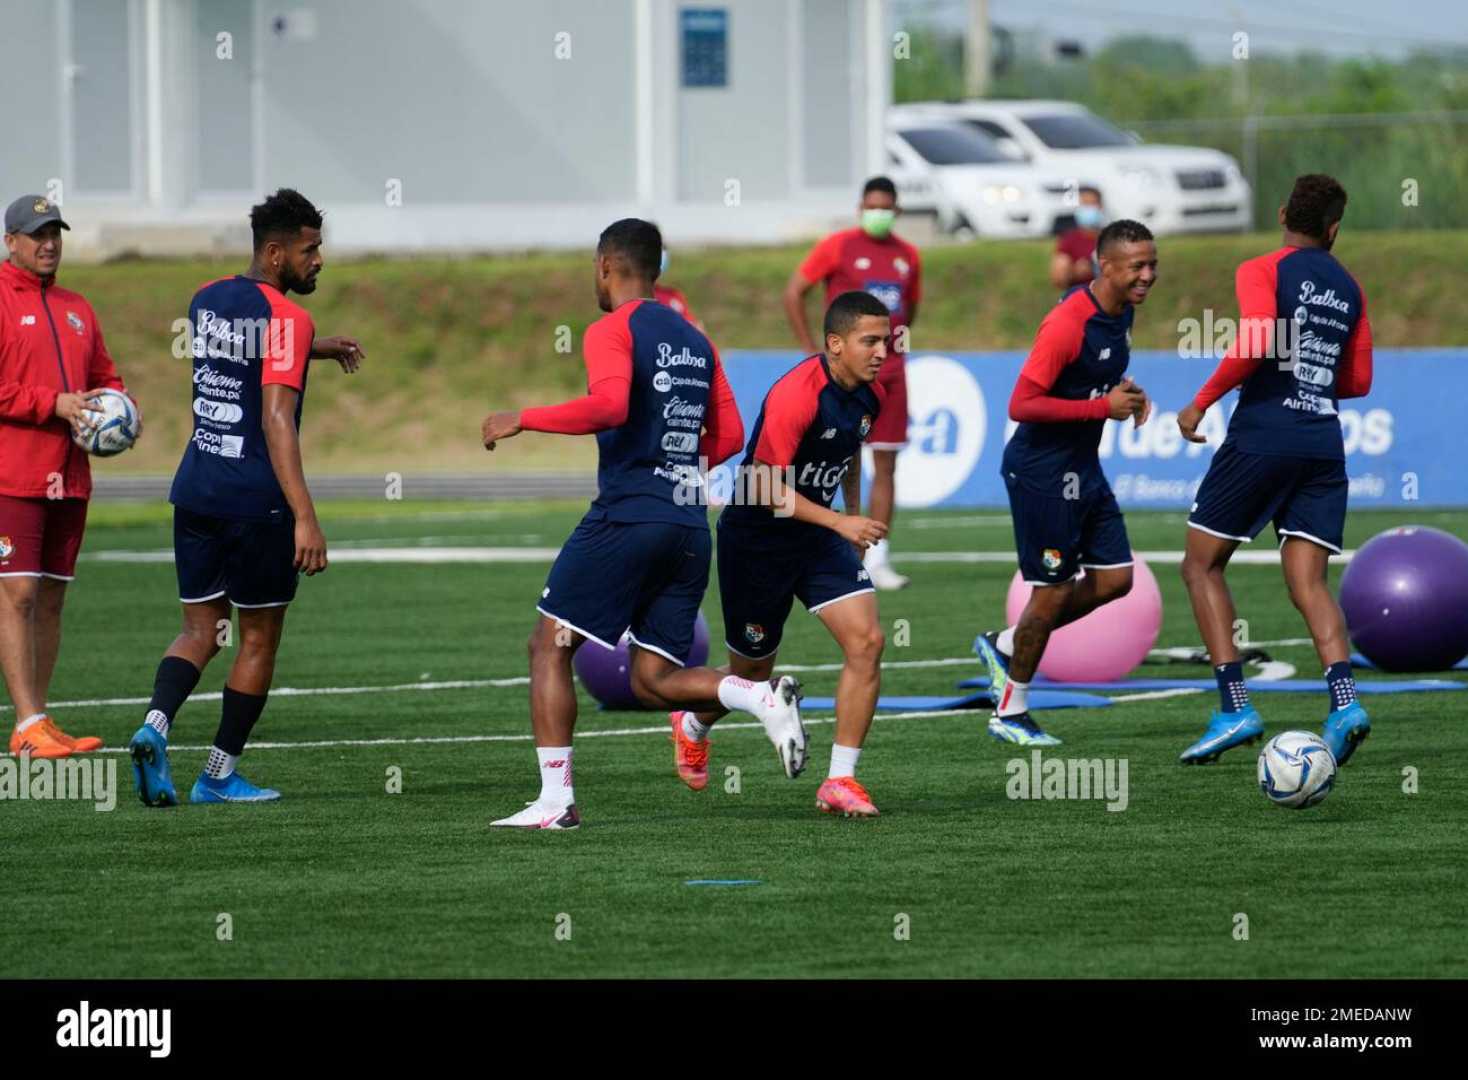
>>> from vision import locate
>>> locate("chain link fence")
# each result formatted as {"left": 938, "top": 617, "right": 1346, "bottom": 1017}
{"left": 1125, "top": 111, "right": 1468, "bottom": 230}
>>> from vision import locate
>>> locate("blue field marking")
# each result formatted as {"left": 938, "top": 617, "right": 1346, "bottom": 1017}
{"left": 684, "top": 879, "right": 762, "bottom": 887}
{"left": 955, "top": 676, "right": 1465, "bottom": 694}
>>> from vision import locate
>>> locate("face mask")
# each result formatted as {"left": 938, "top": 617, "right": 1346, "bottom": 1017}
{"left": 659, "top": 248, "right": 669, "bottom": 276}
{"left": 1074, "top": 205, "right": 1105, "bottom": 230}
{"left": 861, "top": 208, "right": 896, "bottom": 239}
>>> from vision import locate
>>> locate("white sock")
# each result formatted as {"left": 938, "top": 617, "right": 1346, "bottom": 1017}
{"left": 996, "top": 626, "right": 1016, "bottom": 657}
{"left": 144, "top": 709, "right": 171, "bottom": 738}
{"left": 204, "top": 746, "right": 238, "bottom": 779}
{"left": 681, "top": 712, "right": 710, "bottom": 742}
{"left": 15, "top": 712, "right": 46, "bottom": 734}
{"left": 717, "top": 676, "right": 771, "bottom": 714}
{"left": 863, "top": 538, "right": 890, "bottom": 568}
{"left": 828, "top": 743, "right": 861, "bottom": 779}
{"left": 997, "top": 678, "right": 1029, "bottom": 718}
{"left": 536, "top": 746, "right": 574, "bottom": 805}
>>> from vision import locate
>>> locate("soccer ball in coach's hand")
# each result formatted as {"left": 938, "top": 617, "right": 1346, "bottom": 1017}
{"left": 72, "top": 389, "right": 141, "bottom": 457}
{"left": 1257, "top": 731, "right": 1337, "bottom": 810}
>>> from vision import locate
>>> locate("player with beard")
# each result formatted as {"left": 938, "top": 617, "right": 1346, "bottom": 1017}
{"left": 128, "top": 189, "right": 365, "bottom": 806}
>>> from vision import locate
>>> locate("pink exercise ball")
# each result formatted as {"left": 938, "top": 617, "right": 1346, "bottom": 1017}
{"left": 1003, "top": 554, "right": 1163, "bottom": 683}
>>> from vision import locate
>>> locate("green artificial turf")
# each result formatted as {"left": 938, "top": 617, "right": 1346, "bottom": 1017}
{"left": 2, "top": 504, "right": 1465, "bottom": 978}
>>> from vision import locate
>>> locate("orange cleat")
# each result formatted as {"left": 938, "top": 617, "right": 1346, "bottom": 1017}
{"left": 9, "top": 717, "right": 74, "bottom": 760}
{"left": 816, "top": 776, "right": 879, "bottom": 818}
{"left": 42, "top": 718, "right": 102, "bottom": 753}
{"left": 669, "top": 711, "right": 710, "bottom": 791}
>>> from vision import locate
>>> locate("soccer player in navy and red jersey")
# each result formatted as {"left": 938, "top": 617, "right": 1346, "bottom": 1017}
{"left": 784, "top": 176, "right": 921, "bottom": 591}
{"left": 1175, "top": 175, "right": 1373, "bottom": 766}
{"left": 127, "top": 189, "right": 365, "bottom": 807}
{"left": 672, "top": 291, "right": 891, "bottom": 816}
{"left": 480, "top": 218, "right": 806, "bottom": 830}
{"left": 975, "top": 220, "right": 1158, "bottom": 746}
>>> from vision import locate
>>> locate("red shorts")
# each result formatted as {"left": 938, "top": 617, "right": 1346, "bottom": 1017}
{"left": 0, "top": 496, "right": 89, "bottom": 580}
{"left": 867, "top": 353, "right": 908, "bottom": 449}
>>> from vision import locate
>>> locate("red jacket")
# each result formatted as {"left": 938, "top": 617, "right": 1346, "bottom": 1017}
{"left": 0, "top": 260, "right": 126, "bottom": 499}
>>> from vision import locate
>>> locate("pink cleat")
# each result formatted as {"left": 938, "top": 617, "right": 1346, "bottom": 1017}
{"left": 815, "top": 776, "right": 879, "bottom": 818}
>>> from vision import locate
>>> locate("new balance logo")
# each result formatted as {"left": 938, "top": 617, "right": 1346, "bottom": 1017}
{"left": 820, "top": 427, "right": 838, "bottom": 439}
{"left": 19, "top": 315, "right": 36, "bottom": 326}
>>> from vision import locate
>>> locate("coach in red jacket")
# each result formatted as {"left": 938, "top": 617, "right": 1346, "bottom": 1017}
{"left": 1, "top": 194, "right": 135, "bottom": 758}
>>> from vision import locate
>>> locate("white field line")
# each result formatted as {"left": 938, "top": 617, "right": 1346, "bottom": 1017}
{"left": 0, "top": 642, "right": 1301, "bottom": 718}
{"left": 2, "top": 708, "right": 983, "bottom": 757}
{"left": 0, "top": 657, "right": 989, "bottom": 716}
{"left": 0, "top": 641, "right": 1301, "bottom": 755}
{"left": 79, "top": 547, "right": 1356, "bottom": 566}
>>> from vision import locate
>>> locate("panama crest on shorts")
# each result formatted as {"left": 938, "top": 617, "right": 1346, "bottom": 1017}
{"left": 1042, "top": 548, "right": 1063, "bottom": 573}
{"left": 744, "top": 623, "right": 765, "bottom": 644}
{"left": 0, "top": 536, "right": 12, "bottom": 562}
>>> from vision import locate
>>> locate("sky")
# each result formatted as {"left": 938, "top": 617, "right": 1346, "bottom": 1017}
{"left": 893, "top": 0, "right": 1468, "bottom": 61}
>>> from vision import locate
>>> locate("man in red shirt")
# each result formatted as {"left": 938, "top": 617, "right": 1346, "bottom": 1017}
{"left": 0, "top": 194, "right": 136, "bottom": 759}
{"left": 783, "top": 176, "right": 920, "bottom": 590}
{"left": 652, "top": 245, "right": 705, "bottom": 331}
{"left": 1050, "top": 186, "right": 1105, "bottom": 292}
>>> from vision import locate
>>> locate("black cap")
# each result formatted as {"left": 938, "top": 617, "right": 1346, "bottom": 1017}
{"left": 4, "top": 194, "right": 70, "bottom": 236}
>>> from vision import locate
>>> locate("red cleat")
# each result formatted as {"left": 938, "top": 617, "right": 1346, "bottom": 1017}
{"left": 669, "top": 712, "right": 710, "bottom": 791}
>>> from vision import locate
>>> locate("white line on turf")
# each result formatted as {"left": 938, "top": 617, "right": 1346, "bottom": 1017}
{"left": 6, "top": 708, "right": 982, "bottom": 757}
{"left": 80, "top": 547, "right": 1356, "bottom": 566}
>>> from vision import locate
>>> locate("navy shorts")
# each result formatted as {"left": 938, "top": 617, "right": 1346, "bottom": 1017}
{"left": 1189, "top": 442, "right": 1347, "bottom": 554}
{"left": 539, "top": 514, "right": 711, "bottom": 664}
{"left": 174, "top": 506, "right": 298, "bottom": 608}
{"left": 716, "top": 517, "right": 875, "bottom": 659}
{"left": 1004, "top": 474, "right": 1132, "bottom": 585}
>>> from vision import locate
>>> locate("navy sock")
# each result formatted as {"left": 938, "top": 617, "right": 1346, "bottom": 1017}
{"left": 1215, "top": 661, "right": 1249, "bottom": 713}
{"left": 146, "top": 656, "right": 202, "bottom": 734}
{"left": 1325, "top": 661, "right": 1357, "bottom": 711}
{"left": 213, "top": 686, "right": 268, "bottom": 757}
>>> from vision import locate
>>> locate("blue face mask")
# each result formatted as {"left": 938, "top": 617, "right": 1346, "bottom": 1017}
{"left": 1074, "top": 205, "right": 1105, "bottom": 230}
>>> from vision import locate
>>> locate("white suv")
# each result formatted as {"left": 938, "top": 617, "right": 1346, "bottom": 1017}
{"left": 897, "top": 100, "right": 1252, "bottom": 235}
{"left": 885, "top": 114, "right": 1075, "bottom": 239}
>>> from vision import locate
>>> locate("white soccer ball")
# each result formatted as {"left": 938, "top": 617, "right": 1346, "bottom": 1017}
{"left": 72, "top": 389, "right": 140, "bottom": 457}
{"left": 1257, "top": 730, "right": 1337, "bottom": 809}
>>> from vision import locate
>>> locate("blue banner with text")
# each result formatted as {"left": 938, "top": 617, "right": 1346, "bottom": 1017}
{"left": 719, "top": 350, "right": 1462, "bottom": 509}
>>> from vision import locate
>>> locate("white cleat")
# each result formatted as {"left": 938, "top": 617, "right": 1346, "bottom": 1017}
{"left": 490, "top": 800, "right": 581, "bottom": 830}
{"left": 865, "top": 562, "right": 909, "bottom": 591}
{"left": 759, "top": 675, "right": 808, "bottom": 779}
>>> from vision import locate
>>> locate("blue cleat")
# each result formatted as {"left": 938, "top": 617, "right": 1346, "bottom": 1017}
{"left": 1322, "top": 702, "right": 1370, "bottom": 767}
{"left": 128, "top": 725, "right": 177, "bottom": 808}
{"left": 1179, "top": 707, "right": 1265, "bottom": 764}
{"left": 974, "top": 631, "right": 1011, "bottom": 699}
{"left": 988, "top": 712, "right": 1062, "bottom": 747}
{"left": 189, "top": 771, "right": 281, "bottom": 804}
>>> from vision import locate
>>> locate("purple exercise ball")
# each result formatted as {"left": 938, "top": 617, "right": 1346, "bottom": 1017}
{"left": 573, "top": 612, "right": 711, "bottom": 709}
{"left": 1339, "top": 525, "right": 1468, "bottom": 672}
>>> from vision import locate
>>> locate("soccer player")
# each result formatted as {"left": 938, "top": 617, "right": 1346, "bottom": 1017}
{"left": 1, "top": 194, "right": 136, "bottom": 759}
{"left": 672, "top": 291, "right": 891, "bottom": 817}
{"left": 975, "top": 220, "right": 1158, "bottom": 746}
{"left": 784, "top": 176, "right": 920, "bottom": 591}
{"left": 480, "top": 218, "right": 806, "bottom": 831}
{"left": 1175, "top": 174, "right": 1373, "bottom": 766}
{"left": 1050, "top": 186, "right": 1105, "bottom": 291}
{"left": 127, "top": 189, "right": 365, "bottom": 806}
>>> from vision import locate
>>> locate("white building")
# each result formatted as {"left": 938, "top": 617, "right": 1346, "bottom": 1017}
{"left": 0, "top": 0, "right": 890, "bottom": 255}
